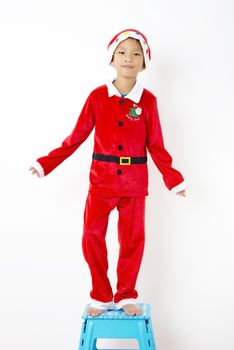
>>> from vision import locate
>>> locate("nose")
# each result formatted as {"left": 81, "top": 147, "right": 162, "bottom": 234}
{"left": 124, "top": 52, "right": 133, "bottom": 62}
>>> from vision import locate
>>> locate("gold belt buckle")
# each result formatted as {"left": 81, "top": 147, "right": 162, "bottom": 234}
{"left": 120, "top": 156, "right": 131, "bottom": 165}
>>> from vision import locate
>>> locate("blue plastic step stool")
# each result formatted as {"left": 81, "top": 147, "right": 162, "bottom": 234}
{"left": 78, "top": 303, "right": 156, "bottom": 350}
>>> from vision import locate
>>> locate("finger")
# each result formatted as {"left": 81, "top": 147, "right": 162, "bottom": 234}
{"left": 176, "top": 191, "right": 184, "bottom": 196}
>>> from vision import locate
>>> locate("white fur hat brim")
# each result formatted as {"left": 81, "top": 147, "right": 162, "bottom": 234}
{"left": 107, "top": 28, "right": 151, "bottom": 68}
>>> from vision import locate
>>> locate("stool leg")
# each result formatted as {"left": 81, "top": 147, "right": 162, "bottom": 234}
{"left": 78, "top": 320, "right": 86, "bottom": 350}
{"left": 92, "top": 338, "right": 97, "bottom": 350}
{"left": 137, "top": 320, "right": 149, "bottom": 349}
{"left": 79, "top": 320, "right": 96, "bottom": 350}
{"left": 147, "top": 318, "right": 156, "bottom": 349}
{"left": 137, "top": 320, "right": 156, "bottom": 349}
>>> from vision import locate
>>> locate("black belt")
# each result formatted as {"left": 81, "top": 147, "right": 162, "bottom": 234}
{"left": 92, "top": 152, "right": 147, "bottom": 165}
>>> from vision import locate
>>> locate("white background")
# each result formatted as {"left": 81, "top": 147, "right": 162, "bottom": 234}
{"left": 0, "top": 0, "right": 234, "bottom": 349}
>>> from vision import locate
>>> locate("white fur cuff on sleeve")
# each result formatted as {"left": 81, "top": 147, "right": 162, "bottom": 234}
{"left": 32, "top": 161, "right": 45, "bottom": 178}
{"left": 170, "top": 180, "right": 186, "bottom": 194}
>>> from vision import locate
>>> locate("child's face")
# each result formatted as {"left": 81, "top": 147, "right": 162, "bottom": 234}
{"left": 111, "top": 38, "right": 145, "bottom": 78}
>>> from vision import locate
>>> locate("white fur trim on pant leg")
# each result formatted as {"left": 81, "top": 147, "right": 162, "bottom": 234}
{"left": 114, "top": 298, "right": 137, "bottom": 310}
{"left": 89, "top": 299, "right": 114, "bottom": 310}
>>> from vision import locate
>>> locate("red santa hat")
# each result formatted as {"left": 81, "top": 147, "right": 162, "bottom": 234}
{"left": 107, "top": 28, "right": 151, "bottom": 69}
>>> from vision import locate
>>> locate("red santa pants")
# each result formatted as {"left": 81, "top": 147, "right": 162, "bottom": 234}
{"left": 81, "top": 192, "right": 146, "bottom": 304}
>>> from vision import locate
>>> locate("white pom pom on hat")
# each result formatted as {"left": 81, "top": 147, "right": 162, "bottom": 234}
{"left": 107, "top": 28, "right": 151, "bottom": 69}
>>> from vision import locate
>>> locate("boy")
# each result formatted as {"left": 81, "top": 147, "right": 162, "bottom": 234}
{"left": 29, "top": 29, "right": 186, "bottom": 316}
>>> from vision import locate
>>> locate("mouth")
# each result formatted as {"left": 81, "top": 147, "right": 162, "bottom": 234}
{"left": 122, "top": 65, "right": 134, "bottom": 69}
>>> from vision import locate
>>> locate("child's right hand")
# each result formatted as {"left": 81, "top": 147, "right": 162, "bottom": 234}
{"left": 29, "top": 166, "right": 40, "bottom": 177}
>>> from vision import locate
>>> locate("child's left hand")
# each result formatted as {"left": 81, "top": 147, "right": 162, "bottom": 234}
{"left": 176, "top": 189, "right": 186, "bottom": 197}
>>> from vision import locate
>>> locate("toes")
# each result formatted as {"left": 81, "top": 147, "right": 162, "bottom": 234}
{"left": 136, "top": 309, "right": 143, "bottom": 315}
{"left": 87, "top": 307, "right": 104, "bottom": 316}
{"left": 122, "top": 305, "right": 143, "bottom": 316}
{"left": 91, "top": 310, "right": 101, "bottom": 316}
{"left": 124, "top": 309, "right": 136, "bottom": 316}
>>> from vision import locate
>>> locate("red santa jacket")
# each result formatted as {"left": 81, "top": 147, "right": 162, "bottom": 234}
{"left": 33, "top": 79, "right": 185, "bottom": 196}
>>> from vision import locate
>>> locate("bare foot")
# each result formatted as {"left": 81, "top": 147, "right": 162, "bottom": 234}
{"left": 122, "top": 304, "right": 143, "bottom": 316}
{"left": 86, "top": 306, "right": 105, "bottom": 317}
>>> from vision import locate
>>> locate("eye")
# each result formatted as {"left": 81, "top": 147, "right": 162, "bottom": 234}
{"left": 118, "top": 51, "right": 125, "bottom": 54}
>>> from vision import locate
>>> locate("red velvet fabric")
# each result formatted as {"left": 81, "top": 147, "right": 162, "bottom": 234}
{"left": 36, "top": 84, "right": 184, "bottom": 196}
{"left": 35, "top": 84, "right": 185, "bottom": 304}
{"left": 82, "top": 192, "right": 146, "bottom": 303}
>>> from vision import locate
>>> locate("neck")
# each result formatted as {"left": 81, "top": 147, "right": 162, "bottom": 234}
{"left": 113, "top": 75, "right": 137, "bottom": 94}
